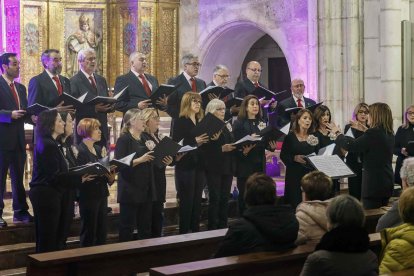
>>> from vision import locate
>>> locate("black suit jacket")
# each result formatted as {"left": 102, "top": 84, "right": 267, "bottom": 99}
{"left": 28, "top": 70, "right": 71, "bottom": 108}
{"left": 234, "top": 78, "right": 258, "bottom": 99}
{"left": 114, "top": 71, "right": 159, "bottom": 113}
{"left": 69, "top": 71, "right": 109, "bottom": 145}
{"left": 0, "top": 77, "right": 27, "bottom": 151}
{"left": 166, "top": 73, "right": 206, "bottom": 119}
{"left": 276, "top": 96, "right": 316, "bottom": 128}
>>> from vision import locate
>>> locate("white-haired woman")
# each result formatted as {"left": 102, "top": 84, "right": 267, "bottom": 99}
{"left": 200, "top": 99, "right": 236, "bottom": 230}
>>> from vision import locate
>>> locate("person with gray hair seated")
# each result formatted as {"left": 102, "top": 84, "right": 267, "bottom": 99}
{"left": 300, "top": 195, "right": 379, "bottom": 276}
{"left": 376, "top": 157, "right": 414, "bottom": 231}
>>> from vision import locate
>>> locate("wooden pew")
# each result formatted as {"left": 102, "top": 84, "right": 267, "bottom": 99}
{"left": 149, "top": 233, "right": 381, "bottom": 276}
{"left": 26, "top": 229, "right": 227, "bottom": 276}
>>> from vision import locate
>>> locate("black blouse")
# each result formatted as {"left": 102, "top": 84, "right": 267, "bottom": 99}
{"left": 172, "top": 116, "right": 200, "bottom": 170}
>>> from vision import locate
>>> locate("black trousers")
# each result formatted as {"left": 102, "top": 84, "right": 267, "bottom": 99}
{"left": 151, "top": 201, "right": 164, "bottom": 237}
{"left": 79, "top": 196, "right": 108, "bottom": 247}
{"left": 205, "top": 171, "right": 232, "bottom": 230}
{"left": 348, "top": 163, "right": 362, "bottom": 200}
{"left": 29, "top": 185, "right": 73, "bottom": 253}
{"left": 175, "top": 167, "right": 205, "bottom": 234}
{"left": 362, "top": 197, "right": 390, "bottom": 209}
{"left": 236, "top": 177, "right": 248, "bottom": 216}
{"left": 119, "top": 202, "right": 152, "bottom": 241}
{"left": 0, "top": 149, "right": 28, "bottom": 214}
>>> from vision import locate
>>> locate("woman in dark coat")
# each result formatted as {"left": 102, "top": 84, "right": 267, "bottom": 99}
{"left": 172, "top": 92, "right": 209, "bottom": 234}
{"left": 215, "top": 173, "right": 298, "bottom": 258}
{"left": 343, "top": 103, "right": 369, "bottom": 200}
{"left": 141, "top": 108, "right": 173, "bottom": 237}
{"left": 394, "top": 105, "right": 414, "bottom": 187}
{"left": 232, "top": 95, "right": 277, "bottom": 215}
{"left": 201, "top": 99, "right": 236, "bottom": 230}
{"left": 76, "top": 118, "right": 115, "bottom": 247}
{"left": 330, "top": 102, "right": 395, "bottom": 209}
{"left": 280, "top": 109, "right": 318, "bottom": 208}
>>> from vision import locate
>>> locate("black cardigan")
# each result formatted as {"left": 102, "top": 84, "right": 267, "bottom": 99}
{"left": 172, "top": 116, "right": 200, "bottom": 170}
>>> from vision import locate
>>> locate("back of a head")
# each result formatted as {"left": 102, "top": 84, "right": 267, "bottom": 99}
{"left": 327, "top": 194, "right": 365, "bottom": 229}
{"left": 301, "top": 171, "right": 332, "bottom": 201}
{"left": 400, "top": 157, "right": 414, "bottom": 188}
{"left": 244, "top": 173, "right": 277, "bottom": 207}
{"left": 399, "top": 187, "right": 414, "bottom": 224}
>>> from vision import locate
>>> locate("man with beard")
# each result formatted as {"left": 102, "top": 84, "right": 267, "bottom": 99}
{"left": 28, "top": 49, "right": 73, "bottom": 111}
{"left": 0, "top": 53, "right": 32, "bottom": 226}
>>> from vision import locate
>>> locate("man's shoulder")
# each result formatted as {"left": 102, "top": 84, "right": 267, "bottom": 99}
{"left": 168, "top": 73, "right": 184, "bottom": 84}
{"left": 279, "top": 96, "right": 294, "bottom": 106}
{"left": 304, "top": 96, "right": 316, "bottom": 105}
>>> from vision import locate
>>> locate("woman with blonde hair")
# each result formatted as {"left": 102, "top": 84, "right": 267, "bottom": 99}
{"left": 394, "top": 105, "right": 414, "bottom": 187}
{"left": 330, "top": 102, "right": 394, "bottom": 209}
{"left": 172, "top": 92, "right": 209, "bottom": 234}
{"left": 343, "top": 103, "right": 369, "bottom": 200}
{"left": 141, "top": 108, "right": 173, "bottom": 237}
{"left": 115, "top": 108, "right": 158, "bottom": 241}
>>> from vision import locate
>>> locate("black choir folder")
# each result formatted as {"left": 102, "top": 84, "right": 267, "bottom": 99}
{"left": 59, "top": 92, "right": 88, "bottom": 108}
{"left": 150, "top": 83, "right": 180, "bottom": 109}
{"left": 68, "top": 152, "right": 135, "bottom": 176}
{"left": 233, "top": 135, "right": 262, "bottom": 149}
{"left": 258, "top": 125, "right": 285, "bottom": 144}
{"left": 306, "top": 154, "right": 355, "bottom": 179}
{"left": 86, "top": 86, "right": 127, "bottom": 105}
{"left": 151, "top": 136, "right": 182, "bottom": 168}
{"left": 284, "top": 101, "right": 324, "bottom": 116}
{"left": 26, "top": 103, "right": 50, "bottom": 115}
{"left": 191, "top": 112, "right": 225, "bottom": 137}
{"left": 224, "top": 93, "right": 243, "bottom": 108}
{"left": 200, "top": 86, "right": 234, "bottom": 104}
{"left": 59, "top": 86, "right": 128, "bottom": 107}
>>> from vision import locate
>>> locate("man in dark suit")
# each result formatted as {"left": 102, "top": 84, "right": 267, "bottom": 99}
{"left": 69, "top": 48, "right": 112, "bottom": 148}
{"left": 28, "top": 49, "right": 72, "bottom": 109}
{"left": 166, "top": 53, "right": 207, "bottom": 119}
{"left": 276, "top": 78, "right": 316, "bottom": 128}
{"left": 0, "top": 53, "right": 32, "bottom": 226}
{"left": 114, "top": 52, "right": 162, "bottom": 113}
{"left": 206, "top": 65, "right": 234, "bottom": 120}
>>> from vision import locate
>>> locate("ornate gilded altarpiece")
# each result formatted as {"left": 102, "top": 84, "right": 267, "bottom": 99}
{"left": 19, "top": 0, "right": 179, "bottom": 88}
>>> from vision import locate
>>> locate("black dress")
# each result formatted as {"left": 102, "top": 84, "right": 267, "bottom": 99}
{"left": 76, "top": 142, "right": 110, "bottom": 247}
{"left": 343, "top": 124, "right": 365, "bottom": 200}
{"left": 115, "top": 132, "right": 156, "bottom": 240}
{"left": 232, "top": 118, "right": 266, "bottom": 215}
{"left": 393, "top": 124, "right": 414, "bottom": 186}
{"left": 280, "top": 132, "right": 318, "bottom": 208}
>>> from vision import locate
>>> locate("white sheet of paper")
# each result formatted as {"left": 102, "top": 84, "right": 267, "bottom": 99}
{"left": 345, "top": 128, "right": 354, "bottom": 138}
{"left": 307, "top": 154, "right": 355, "bottom": 179}
{"left": 318, "top": 143, "right": 335, "bottom": 156}
{"left": 280, "top": 123, "right": 290, "bottom": 135}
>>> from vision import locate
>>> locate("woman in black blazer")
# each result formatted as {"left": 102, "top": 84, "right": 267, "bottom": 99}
{"left": 76, "top": 118, "right": 115, "bottom": 247}
{"left": 115, "top": 108, "right": 159, "bottom": 241}
{"left": 330, "top": 102, "right": 395, "bottom": 209}
{"left": 394, "top": 105, "right": 414, "bottom": 188}
{"left": 29, "top": 110, "right": 90, "bottom": 253}
{"left": 201, "top": 99, "right": 236, "bottom": 230}
{"left": 141, "top": 108, "right": 173, "bottom": 237}
{"left": 233, "top": 95, "right": 277, "bottom": 215}
{"left": 280, "top": 109, "right": 318, "bottom": 208}
{"left": 172, "top": 92, "right": 209, "bottom": 234}
{"left": 343, "top": 103, "right": 369, "bottom": 200}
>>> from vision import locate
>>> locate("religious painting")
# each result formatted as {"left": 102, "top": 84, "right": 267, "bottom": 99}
{"left": 64, "top": 9, "right": 103, "bottom": 78}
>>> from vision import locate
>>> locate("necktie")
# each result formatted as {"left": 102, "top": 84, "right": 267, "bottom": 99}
{"left": 254, "top": 82, "right": 259, "bottom": 88}
{"left": 190, "top": 77, "right": 197, "bottom": 92}
{"left": 89, "top": 76, "right": 97, "bottom": 91}
{"left": 139, "top": 74, "right": 152, "bottom": 97}
{"left": 297, "top": 99, "right": 303, "bottom": 108}
{"left": 52, "top": 76, "right": 63, "bottom": 96}
{"left": 9, "top": 83, "right": 20, "bottom": 108}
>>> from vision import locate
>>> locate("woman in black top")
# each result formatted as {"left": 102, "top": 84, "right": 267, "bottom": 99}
{"left": 29, "top": 110, "right": 90, "bottom": 253}
{"left": 172, "top": 92, "right": 209, "bottom": 234}
{"left": 201, "top": 99, "right": 236, "bottom": 230}
{"left": 76, "top": 118, "right": 115, "bottom": 246}
{"left": 313, "top": 105, "right": 344, "bottom": 195}
{"left": 141, "top": 108, "right": 173, "bottom": 237}
{"left": 343, "top": 103, "right": 369, "bottom": 200}
{"left": 233, "top": 95, "right": 277, "bottom": 215}
{"left": 280, "top": 109, "right": 318, "bottom": 208}
{"left": 330, "top": 102, "right": 395, "bottom": 209}
{"left": 394, "top": 105, "right": 414, "bottom": 187}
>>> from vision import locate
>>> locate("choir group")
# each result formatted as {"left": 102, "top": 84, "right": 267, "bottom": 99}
{"left": 1, "top": 47, "right": 414, "bottom": 274}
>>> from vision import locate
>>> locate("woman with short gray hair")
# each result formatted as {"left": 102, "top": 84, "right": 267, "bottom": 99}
{"left": 300, "top": 195, "right": 378, "bottom": 276}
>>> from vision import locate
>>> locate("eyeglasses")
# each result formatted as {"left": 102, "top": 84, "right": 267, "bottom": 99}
{"left": 215, "top": 74, "right": 230, "bottom": 78}
{"left": 247, "top": 68, "right": 262, "bottom": 73}
{"left": 358, "top": 110, "right": 369, "bottom": 115}
{"left": 192, "top": 99, "right": 202, "bottom": 104}
{"left": 186, "top": 62, "right": 202, "bottom": 67}
{"left": 407, "top": 112, "right": 414, "bottom": 116}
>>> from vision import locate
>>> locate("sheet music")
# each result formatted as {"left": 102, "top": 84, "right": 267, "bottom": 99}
{"left": 318, "top": 143, "right": 335, "bottom": 156}
{"left": 280, "top": 123, "right": 290, "bottom": 135}
{"left": 307, "top": 155, "right": 355, "bottom": 179}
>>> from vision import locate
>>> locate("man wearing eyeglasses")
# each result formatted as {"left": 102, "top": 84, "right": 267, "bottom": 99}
{"left": 166, "top": 53, "right": 207, "bottom": 120}
{"left": 276, "top": 78, "right": 316, "bottom": 128}
{"left": 207, "top": 65, "right": 234, "bottom": 120}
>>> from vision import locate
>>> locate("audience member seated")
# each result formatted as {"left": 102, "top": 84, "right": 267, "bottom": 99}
{"left": 296, "top": 171, "right": 332, "bottom": 244}
{"left": 300, "top": 195, "right": 379, "bottom": 276}
{"left": 376, "top": 157, "right": 414, "bottom": 232}
{"left": 379, "top": 187, "right": 414, "bottom": 274}
{"left": 214, "top": 173, "right": 298, "bottom": 258}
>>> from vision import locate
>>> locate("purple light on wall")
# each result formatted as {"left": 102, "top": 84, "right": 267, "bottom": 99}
{"left": 4, "top": 0, "right": 20, "bottom": 55}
